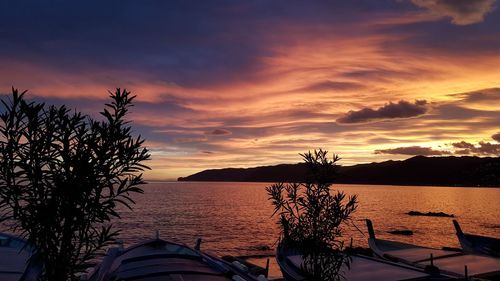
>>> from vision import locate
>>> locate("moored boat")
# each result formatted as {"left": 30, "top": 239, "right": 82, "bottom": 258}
{"left": 366, "top": 219, "right": 500, "bottom": 280}
{"left": 276, "top": 241, "right": 434, "bottom": 281}
{"left": 0, "top": 232, "right": 41, "bottom": 281}
{"left": 366, "top": 219, "right": 462, "bottom": 265}
{"left": 83, "top": 235, "right": 268, "bottom": 281}
{"left": 453, "top": 220, "right": 500, "bottom": 257}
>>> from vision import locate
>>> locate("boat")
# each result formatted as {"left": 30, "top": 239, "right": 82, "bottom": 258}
{"left": 83, "top": 235, "right": 269, "bottom": 281}
{"left": 366, "top": 219, "right": 500, "bottom": 280}
{"left": 276, "top": 241, "right": 435, "bottom": 281}
{"left": 0, "top": 232, "right": 42, "bottom": 281}
{"left": 453, "top": 220, "right": 500, "bottom": 257}
{"left": 366, "top": 219, "right": 462, "bottom": 265}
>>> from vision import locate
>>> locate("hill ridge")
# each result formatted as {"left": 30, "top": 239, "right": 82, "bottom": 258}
{"left": 178, "top": 156, "right": 500, "bottom": 187}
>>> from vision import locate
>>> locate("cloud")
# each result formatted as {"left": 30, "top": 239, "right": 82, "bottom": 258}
{"left": 452, "top": 141, "right": 500, "bottom": 155}
{"left": 209, "top": 129, "right": 232, "bottom": 136}
{"left": 450, "top": 88, "right": 500, "bottom": 110}
{"left": 475, "top": 142, "right": 500, "bottom": 155}
{"left": 2, "top": 1, "right": 500, "bottom": 181}
{"left": 458, "top": 88, "right": 500, "bottom": 103}
{"left": 411, "top": 0, "right": 496, "bottom": 25}
{"left": 375, "top": 146, "right": 450, "bottom": 156}
{"left": 493, "top": 132, "right": 500, "bottom": 142}
{"left": 452, "top": 141, "right": 475, "bottom": 149}
{"left": 337, "top": 100, "right": 428, "bottom": 124}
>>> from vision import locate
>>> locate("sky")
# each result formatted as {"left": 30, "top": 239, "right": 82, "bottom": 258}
{"left": 1, "top": 0, "right": 500, "bottom": 180}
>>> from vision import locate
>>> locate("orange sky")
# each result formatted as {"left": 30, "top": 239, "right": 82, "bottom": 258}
{"left": 1, "top": 1, "right": 500, "bottom": 180}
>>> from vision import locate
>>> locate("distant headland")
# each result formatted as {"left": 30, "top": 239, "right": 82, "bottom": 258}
{"left": 178, "top": 156, "right": 500, "bottom": 187}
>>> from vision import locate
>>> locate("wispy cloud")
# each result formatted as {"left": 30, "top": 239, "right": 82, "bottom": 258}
{"left": 174, "top": 136, "right": 208, "bottom": 144}
{"left": 411, "top": 0, "right": 496, "bottom": 25}
{"left": 290, "top": 80, "right": 364, "bottom": 93}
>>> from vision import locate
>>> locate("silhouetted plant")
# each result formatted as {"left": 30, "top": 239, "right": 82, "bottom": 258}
{"left": 267, "top": 149, "right": 357, "bottom": 281}
{"left": 0, "top": 88, "right": 150, "bottom": 281}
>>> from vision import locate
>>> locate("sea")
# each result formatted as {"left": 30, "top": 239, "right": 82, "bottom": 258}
{"left": 114, "top": 182, "right": 500, "bottom": 278}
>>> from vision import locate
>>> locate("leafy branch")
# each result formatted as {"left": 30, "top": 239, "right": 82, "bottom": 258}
{"left": 267, "top": 149, "right": 357, "bottom": 281}
{"left": 0, "top": 88, "right": 150, "bottom": 281}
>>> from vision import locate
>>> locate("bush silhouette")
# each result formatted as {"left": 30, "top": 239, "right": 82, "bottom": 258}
{"left": 267, "top": 149, "right": 357, "bottom": 281}
{"left": 0, "top": 88, "right": 150, "bottom": 281}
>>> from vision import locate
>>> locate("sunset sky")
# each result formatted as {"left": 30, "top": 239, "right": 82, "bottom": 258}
{"left": 1, "top": 0, "right": 500, "bottom": 180}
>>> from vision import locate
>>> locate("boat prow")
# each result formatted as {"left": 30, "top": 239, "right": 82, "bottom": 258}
{"left": 0, "top": 232, "right": 42, "bottom": 281}
{"left": 365, "top": 219, "right": 500, "bottom": 279}
{"left": 366, "top": 219, "right": 461, "bottom": 265}
{"left": 453, "top": 220, "right": 500, "bottom": 257}
{"left": 84, "top": 236, "right": 268, "bottom": 281}
{"left": 276, "top": 240, "right": 432, "bottom": 281}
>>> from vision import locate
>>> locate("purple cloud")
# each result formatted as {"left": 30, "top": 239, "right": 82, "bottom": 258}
{"left": 452, "top": 141, "right": 475, "bottom": 149}
{"left": 337, "top": 100, "right": 428, "bottom": 124}
{"left": 375, "top": 146, "right": 450, "bottom": 156}
{"left": 453, "top": 141, "right": 500, "bottom": 155}
{"left": 209, "top": 129, "right": 232, "bottom": 136}
{"left": 492, "top": 132, "right": 500, "bottom": 142}
{"left": 411, "top": 0, "right": 496, "bottom": 25}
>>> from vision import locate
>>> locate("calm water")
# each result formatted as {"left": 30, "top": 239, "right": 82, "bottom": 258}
{"left": 1, "top": 181, "right": 498, "bottom": 279}
{"left": 115, "top": 182, "right": 500, "bottom": 257}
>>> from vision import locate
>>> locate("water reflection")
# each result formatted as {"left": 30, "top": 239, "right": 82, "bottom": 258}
{"left": 115, "top": 182, "right": 500, "bottom": 257}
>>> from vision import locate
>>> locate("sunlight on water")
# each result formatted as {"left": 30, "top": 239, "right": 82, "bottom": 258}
{"left": 115, "top": 182, "right": 500, "bottom": 258}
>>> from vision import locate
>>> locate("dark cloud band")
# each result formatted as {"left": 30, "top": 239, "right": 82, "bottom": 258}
{"left": 493, "top": 132, "right": 500, "bottom": 142}
{"left": 374, "top": 146, "right": 450, "bottom": 156}
{"left": 452, "top": 141, "right": 500, "bottom": 155}
{"left": 337, "top": 100, "right": 428, "bottom": 124}
{"left": 209, "top": 129, "right": 232, "bottom": 136}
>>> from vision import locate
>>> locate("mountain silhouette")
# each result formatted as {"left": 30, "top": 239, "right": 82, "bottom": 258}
{"left": 178, "top": 156, "right": 500, "bottom": 187}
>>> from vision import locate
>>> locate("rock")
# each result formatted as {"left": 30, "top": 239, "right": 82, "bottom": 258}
{"left": 407, "top": 211, "right": 454, "bottom": 217}
{"left": 388, "top": 230, "right": 413, "bottom": 236}
{"left": 484, "top": 224, "right": 500, "bottom": 229}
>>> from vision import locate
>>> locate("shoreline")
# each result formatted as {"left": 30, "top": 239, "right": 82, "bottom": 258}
{"left": 148, "top": 180, "right": 500, "bottom": 188}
